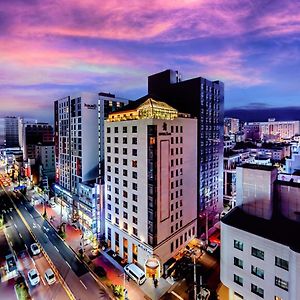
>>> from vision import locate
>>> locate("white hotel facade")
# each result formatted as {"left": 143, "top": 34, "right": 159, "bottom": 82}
{"left": 104, "top": 97, "right": 197, "bottom": 277}
{"left": 221, "top": 164, "right": 300, "bottom": 300}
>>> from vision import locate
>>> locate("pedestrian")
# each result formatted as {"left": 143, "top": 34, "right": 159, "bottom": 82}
{"left": 154, "top": 278, "right": 158, "bottom": 288}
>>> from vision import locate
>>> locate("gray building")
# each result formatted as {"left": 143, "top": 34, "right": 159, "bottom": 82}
{"left": 4, "top": 116, "right": 20, "bottom": 148}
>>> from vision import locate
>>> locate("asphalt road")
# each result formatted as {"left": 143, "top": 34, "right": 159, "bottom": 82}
{"left": 0, "top": 180, "right": 110, "bottom": 300}
{"left": 0, "top": 190, "right": 69, "bottom": 300}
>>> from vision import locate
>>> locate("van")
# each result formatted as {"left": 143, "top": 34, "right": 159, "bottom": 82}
{"left": 124, "top": 263, "right": 146, "bottom": 285}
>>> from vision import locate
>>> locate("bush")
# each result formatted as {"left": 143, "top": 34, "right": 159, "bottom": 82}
{"left": 15, "top": 282, "right": 31, "bottom": 300}
{"left": 111, "top": 284, "right": 124, "bottom": 299}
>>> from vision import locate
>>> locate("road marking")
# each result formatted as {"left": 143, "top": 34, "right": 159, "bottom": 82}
{"left": 54, "top": 246, "right": 59, "bottom": 252}
{"left": 44, "top": 233, "right": 48, "bottom": 239}
{"left": 29, "top": 213, "right": 33, "bottom": 219}
{"left": 66, "top": 261, "right": 71, "bottom": 269}
{"left": 80, "top": 280, "right": 87, "bottom": 290}
{"left": 25, "top": 207, "right": 27, "bottom": 211}
{"left": 21, "top": 201, "right": 23, "bottom": 205}
{"left": 25, "top": 244, "right": 28, "bottom": 250}
{"left": 6, "top": 233, "right": 9, "bottom": 238}
{"left": 41, "top": 276, "right": 46, "bottom": 286}
{"left": 9, "top": 241, "right": 13, "bottom": 247}
{"left": 10, "top": 215, "right": 13, "bottom": 220}
{"left": 14, "top": 224, "right": 17, "bottom": 229}
{"left": 37, "top": 224, "right": 41, "bottom": 228}
{"left": 19, "top": 233, "right": 22, "bottom": 239}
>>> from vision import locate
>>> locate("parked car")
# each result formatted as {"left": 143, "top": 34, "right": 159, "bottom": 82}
{"left": 49, "top": 202, "right": 56, "bottom": 208}
{"left": 30, "top": 243, "right": 41, "bottom": 256}
{"left": 206, "top": 242, "right": 219, "bottom": 254}
{"left": 44, "top": 268, "right": 56, "bottom": 285}
{"left": 28, "top": 269, "right": 40, "bottom": 286}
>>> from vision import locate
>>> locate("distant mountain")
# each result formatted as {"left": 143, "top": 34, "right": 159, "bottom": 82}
{"left": 225, "top": 106, "right": 300, "bottom": 122}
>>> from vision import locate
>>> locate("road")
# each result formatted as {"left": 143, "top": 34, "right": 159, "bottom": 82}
{"left": 0, "top": 189, "right": 69, "bottom": 300}
{"left": 0, "top": 177, "right": 111, "bottom": 299}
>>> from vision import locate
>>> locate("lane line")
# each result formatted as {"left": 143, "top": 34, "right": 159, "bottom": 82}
{"left": 14, "top": 224, "right": 17, "bottom": 229}
{"left": 10, "top": 215, "right": 13, "bottom": 220}
{"left": 80, "top": 280, "right": 87, "bottom": 290}
{"left": 54, "top": 246, "right": 59, "bottom": 252}
{"left": 25, "top": 207, "right": 27, "bottom": 211}
{"left": 19, "top": 233, "right": 22, "bottom": 239}
{"left": 25, "top": 244, "right": 28, "bottom": 250}
{"left": 9, "top": 241, "right": 13, "bottom": 247}
{"left": 29, "top": 213, "right": 34, "bottom": 219}
{"left": 41, "top": 276, "right": 46, "bottom": 286}
{"left": 66, "top": 261, "right": 71, "bottom": 269}
{"left": 37, "top": 224, "right": 41, "bottom": 228}
{"left": 44, "top": 233, "right": 49, "bottom": 239}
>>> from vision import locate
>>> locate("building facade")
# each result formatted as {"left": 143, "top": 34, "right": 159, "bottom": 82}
{"left": 54, "top": 94, "right": 99, "bottom": 219}
{"left": 224, "top": 118, "right": 240, "bottom": 135}
{"left": 148, "top": 69, "right": 224, "bottom": 233}
{"left": 104, "top": 98, "right": 197, "bottom": 277}
{"left": 221, "top": 164, "right": 300, "bottom": 300}
{"left": 4, "top": 116, "right": 20, "bottom": 148}
{"left": 35, "top": 142, "right": 55, "bottom": 180}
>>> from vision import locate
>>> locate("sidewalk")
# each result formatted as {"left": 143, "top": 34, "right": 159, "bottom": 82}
{"left": 30, "top": 189, "right": 174, "bottom": 300}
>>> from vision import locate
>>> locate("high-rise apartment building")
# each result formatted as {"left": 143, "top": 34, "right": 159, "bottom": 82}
{"left": 224, "top": 118, "right": 240, "bottom": 135}
{"left": 148, "top": 70, "right": 224, "bottom": 233}
{"left": 98, "top": 92, "right": 129, "bottom": 180}
{"left": 104, "top": 97, "right": 197, "bottom": 277}
{"left": 221, "top": 164, "right": 300, "bottom": 300}
{"left": 54, "top": 94, "right": 99, "bottom": 217}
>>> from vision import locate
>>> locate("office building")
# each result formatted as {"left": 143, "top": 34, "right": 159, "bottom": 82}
{"left": 0, "top": 118, "right": 5, "bottom": 148}
{"left": 4, "top": 116, "right": 20, "bottom": 148}
{"left": 54, "top": 94, "right": 99, "bottom": 219}
{"left": 18, "top": 117, "right": 37, "bottom": 150}
{"left": 148, "top": 69, "right": 224, "bottom": 233}
{"left": 23, "top": 123, "right": 53, "bottom": 160}
{"left": 221, "top": 164, "right": 300, "bottom": 300}
{"left": 104, "top": 97, "right": 197, "bottom": 277}
{"left": 35, "top": 142, "right": 55, "bottom": 180}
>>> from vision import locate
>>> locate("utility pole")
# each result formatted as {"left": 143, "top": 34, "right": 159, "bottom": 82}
{"left": 205, "top": 211, "right": 209, "bottom": 247}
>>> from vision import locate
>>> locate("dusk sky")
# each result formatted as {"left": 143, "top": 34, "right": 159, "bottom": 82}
{"left": 1, "top": 0, "right": 300, "bottom": 123}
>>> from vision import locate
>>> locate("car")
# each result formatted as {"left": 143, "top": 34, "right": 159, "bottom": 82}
{"left": 44, "top": 268, "right": 56, "bottom": 285}
{"left": 28, "top": 268, "right": 40, "bottom": 286}
{"left": 206, "top": 242, "right": 219, "bottom": 254}
{"left": 49, "top": 202, "right": 56, "bottom": 208}
{"left": 30, "top": 243, "right": 41, "bottom": 256}
{"left": 197, "top": 288, "right": 210, "bottom": 300}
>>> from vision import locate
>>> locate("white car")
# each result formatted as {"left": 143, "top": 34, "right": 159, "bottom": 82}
{"left": 30, "top": 243, "right": 41, "bottom": 256}
{"left": 206, "top": 242, "right": 219, "bottom": 254}
{"left": 44, "top": 268, "right": 56, "bottom": 285}
{"left": 28, "top": 268, "right": 40, "bottom": 286}
{"left": 49, "top": 202, "right": 56, "bottom": 208}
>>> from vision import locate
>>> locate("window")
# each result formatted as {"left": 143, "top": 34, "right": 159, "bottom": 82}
{"left": 252, "top": 247, "right": 264, "bottom": 260}
{"left": 123, "top": 137, "right": 127, "bottom": 144}
{"left": 132, "top": 171, "right": 137, "bottom": 179}
{"left": 132, "top": 160, "right": 137, "bottom": 168}
{"left": 123, "top": 169, "right": 128, "bottom": 176}
{"left": 123, "top": 159, "right": 127, "bottom": 166}
{"left": 107, "top": 137, "right": 111, "bottom": 143}
{"left": 234, "top": 274, "right": 243, "bottom": 286}
{"left": 107, "top": 146, "right": 111, "bottom": 153}
{"left": 234, "top": 257, "right": 243, "bottom": 269}
{"left": 123, "top": 126, "right": 127, "bottom": 133}
{"left": 115, "top": 217, "right": 119, "bottom": 225}
{"left": 123, "top": 211, "right": 128, "bottom": 219}
{"left": 114, "top": 157, "right": 119, "bottom": 164}
{"left": 133, "top": 216, "right": 138, "bottom": 225}
{"left": 251, "top": 284, "right": 264, "bottom": 298}
{"left": 133, "top": 205, "right": 138, "bottom": 213}
{"left": 275, "top": 257, "right": 289, "bottom": 271}
{"left": 107, "top": 213, "right": 111, "bottom": 221}
{"left": 115, "top": 187, "right": 119, "bottom": 194}
{"left": 234, "top": 240, "right": 243, "bottom": 251}
{"left": 132, "top": 183, "right": 137, "bottom": 191}
{"left": 115, "top": 197, "right": 119, "bottom": 204}
{"left": 107, "top": 204, "right": 111, "bottom": 210}
{"left": 275, "top": 277, "right": 288, "bottom": 291}
{"left": 115, "top": 207, "right": 119, "bottom": 214}
{"left": 123, "top": 190, "right": 128, "bottom": 198}
{"left": 114, "top": 137, "right": 119, "bottom": 143}
{"left": 133, "top": 227, "right": 138, "bottom": 236}
{"left": 107, "top": 127, "right": 111, "bottom": 133}
{"left": 132, "top": 137, "right": 137, "bottom": 144}
{"left": 251, "top": 265, "right": 264, "bottom": 279}
{"left": 114, "top": 127, "right": 118, "bottom": 133}
{"left": 132, "top": 194, "right": 137, "bottom": 202}
{"left": 123, "top": 222, "right": 128, "bottom": 230}
{"left": 123, "top": 148, "right": 127, "bottom": 155}
{"left": 114, "top": 147, "right": 119, "bottom": 154}
{"left": 123, "top": 201, "right": 128, "bottom": 209}
{"left": 132, "top": 126, "right": 137, "bottom": 133}
{"left": 132, "top": 149, "right": 137, "bottom": 156}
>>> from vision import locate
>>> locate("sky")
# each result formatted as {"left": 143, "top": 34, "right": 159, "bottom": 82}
{"left": 1, "top": 0, "right": 300, "bottom": 123}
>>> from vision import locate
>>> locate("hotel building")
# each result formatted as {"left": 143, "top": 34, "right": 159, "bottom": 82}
{"left": 104, "top": 97, "right": 197, "bottom": 277}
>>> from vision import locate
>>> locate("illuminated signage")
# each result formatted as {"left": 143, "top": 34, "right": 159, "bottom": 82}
{"left": 84, "top": 103, "right": 97, "bottom": 110}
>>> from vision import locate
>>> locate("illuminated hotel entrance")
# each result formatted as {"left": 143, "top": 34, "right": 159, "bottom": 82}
{"left": 145, "top": 256, "right": 160, "bottom": 279}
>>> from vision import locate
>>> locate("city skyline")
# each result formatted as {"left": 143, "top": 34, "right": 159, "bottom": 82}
{"left": 1, "top": 0, "right": 300, "bottom": 122}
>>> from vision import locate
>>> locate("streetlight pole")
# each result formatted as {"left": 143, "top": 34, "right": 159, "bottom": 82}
{"left": 193, "top": 253, "right": 197, "bottom": 300}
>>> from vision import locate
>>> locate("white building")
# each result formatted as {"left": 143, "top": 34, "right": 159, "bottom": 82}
{"left": 35, "top": 143, "right": 55, "bottom": 180}
{"left": 221, "top": 164, "right": 300, "bottom": 300}
{"left": 54, "top": 93, "right": 99, "bottom": 218}
{"left": 104, "top": 97, "right": 197, "bottom": 277}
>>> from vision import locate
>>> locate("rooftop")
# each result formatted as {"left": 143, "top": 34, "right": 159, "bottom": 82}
{"left": 222, "top": 206, "right": 300, "bottom": 253}
{"left": 240, "top": 163, "right": 276, "bottom": 171}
